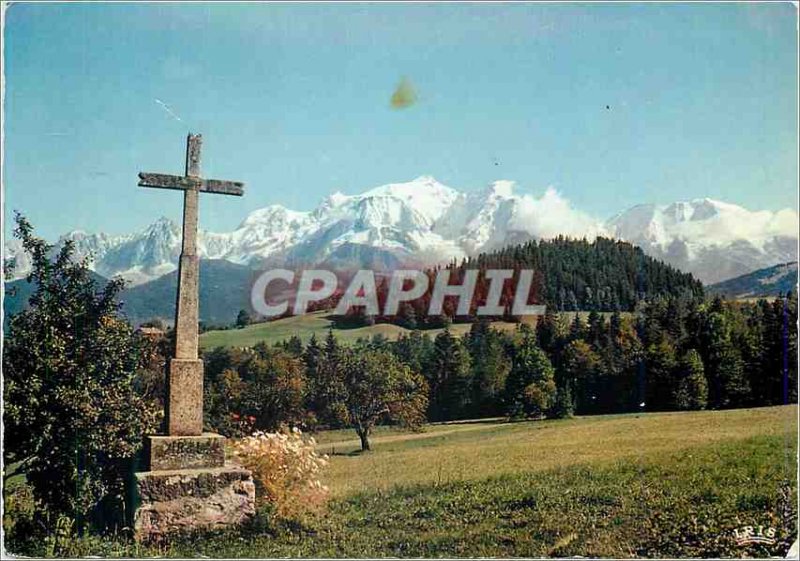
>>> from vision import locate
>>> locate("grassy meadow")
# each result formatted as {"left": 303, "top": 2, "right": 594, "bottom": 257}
{"left": 199, "top": 310, "right": 521, "bottom": 348}
{"left": 315, "top": 406, "right": 798, "bottom": 498}
{"left": 199, "top": 310, "right": 625, "bottom": 349}
{"left": 178, "top": 405, "right": 798, "bottom": 557}
{"left": 15, "top": 405, "right": 795, "bottom": 558}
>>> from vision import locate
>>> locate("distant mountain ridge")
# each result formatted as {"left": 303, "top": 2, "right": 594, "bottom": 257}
{"left": 607, "top": 198, "right": 798, "bottom": 284}
{"left": 4, "top": 260, "right": 254, "bottom": 327}
{"left": 708, "top": 262, "right": 798, "bottom": 299}
{"left": 5, "top": 176, "right": 798, "bottom": 285}
{"left": 5, "top": 240, "right": 703, "bottom": 328}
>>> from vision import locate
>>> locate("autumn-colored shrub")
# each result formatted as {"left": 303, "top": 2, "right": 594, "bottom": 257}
{"left": 231, "top": 428, "right": 329, "bottom": 520}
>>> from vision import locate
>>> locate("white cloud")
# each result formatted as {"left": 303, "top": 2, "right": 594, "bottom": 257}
{"left": 508, "top": 185, "right": 608, "bottom": 240}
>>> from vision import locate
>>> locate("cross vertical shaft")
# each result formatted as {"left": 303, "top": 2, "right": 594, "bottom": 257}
{"left": 174, "top": 134, "right": 201, "bottom": 360}
{"left": 133, "top": 135, "right": 255, "bottom": 537}
{"left": 138, "top": 133, "right": 244, "bottom": 436}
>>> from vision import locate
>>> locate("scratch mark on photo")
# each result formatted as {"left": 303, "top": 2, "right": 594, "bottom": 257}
{"left": 155, "top": 98, "right": 184, "bottom": 123}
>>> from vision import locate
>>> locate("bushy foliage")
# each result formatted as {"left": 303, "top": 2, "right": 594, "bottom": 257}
{"left": 203, "top": 344, "right": 308, "bottom": 435}
{"left": 505, "top": 328, "right": 556, "bottom": 418}
{"left": 467, "top": 321, "right": 512, "bottom": 416}
{"left": 340, "top": 347, "right": 429, "bottom": 450}
{"left": 2, "top": 483, "right": 37, "bottom": 543}
{"left": 3, "top": 214, "right": 159, "bottom": 529}
{"left": 231, "top": 428, "right": 329, "bottom": 520}
{"left": 304, "top": 332, "right": 348, "bottom": 429}
{"left": 204, "top": 289, "right": 799, "bottom": 435}
{"left": 236, "top": 309, "right": 251, "bottom": 328}
{"left": 429, "top": 329, "right": 472, "bottom": 420}
{"left": 673, "top": 349, "right": 708, "bottom": 410}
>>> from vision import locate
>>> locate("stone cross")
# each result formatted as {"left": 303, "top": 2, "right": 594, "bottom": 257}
{"left": 138, "top": 134, "right": 244, "bottom": 435}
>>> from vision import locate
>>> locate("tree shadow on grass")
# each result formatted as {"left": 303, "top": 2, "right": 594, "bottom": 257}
{"left": 327, "top": 448, "right": 368, "bottom": 457}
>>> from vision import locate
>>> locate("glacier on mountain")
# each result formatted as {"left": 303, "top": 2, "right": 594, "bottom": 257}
{"left": 4, "top": 177, "right": 797, "bottom": 286}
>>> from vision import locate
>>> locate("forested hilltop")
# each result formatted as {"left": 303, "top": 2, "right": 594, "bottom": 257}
{"left": 336, "top": 237, "right": 704, "bottom": 328}
{"left": 472, "top": 236, "right": 704, "bottom": 311}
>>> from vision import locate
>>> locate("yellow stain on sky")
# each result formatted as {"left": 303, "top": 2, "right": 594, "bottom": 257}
{"left": 390, "top": 77, "right": 417, "bottom": 109}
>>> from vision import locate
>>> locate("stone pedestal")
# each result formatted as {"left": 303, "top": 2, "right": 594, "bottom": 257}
{"left": 132, "top": 434, "right": 255, "bottom": 541}
{"left": 144, "top": 434, "right": 225, "bottom": 471}
{"left": 133, "top": 135, "right": 253, "bottom": 541}
{"left": 166, "top": 358, "right": 204, "bottom": 436}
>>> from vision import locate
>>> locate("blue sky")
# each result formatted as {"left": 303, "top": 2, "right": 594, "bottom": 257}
{"left": 3, "top": 2, "right": 797, "bottom": 240}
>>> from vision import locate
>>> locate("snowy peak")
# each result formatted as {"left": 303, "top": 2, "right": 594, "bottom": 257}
{"left": 360, "top": 176, "right": 459, "bottom": 224}
{"left": 238, "top": 205, "right": 309, "bottom": 229}
{"left": 145, "top": 216, "right": 179, "bottom": 234}
{"left": 4, "top": 178, "right": 798, "bottom": 286}
{"left": 607, "top": 198, "right": 799, "bottom": 283}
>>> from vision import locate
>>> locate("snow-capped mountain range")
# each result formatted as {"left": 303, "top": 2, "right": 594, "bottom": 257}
{"left": 4, "top": 176, "right": 798, "bottom": 285}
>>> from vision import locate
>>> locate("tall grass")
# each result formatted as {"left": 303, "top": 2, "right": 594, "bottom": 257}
{"left": 4, "top": 406, "right": 796, "bottom": 558}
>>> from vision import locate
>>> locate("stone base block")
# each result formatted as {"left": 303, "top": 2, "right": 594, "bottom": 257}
{"left": 167, "top": 358, "right": 203, "bottom": 436}
{"left": 133, "top": 464, "right": 255, "bottom": 541}
{"left": 145, "top": 433, "right": 225, "bottom": 471}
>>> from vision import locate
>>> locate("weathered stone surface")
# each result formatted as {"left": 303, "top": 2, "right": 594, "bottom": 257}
{"left": 167, "top": 358, "right": 203, "bottom": 436}
{"left": 145, "top": 433, "right": 225, "bottom": 471}
{"left": 133, "top": 464, "right": 255, "bottom": 540}
{"left": 173, "top": 253, "right": 200, "bottom": 360}
{"left": 138, "top": 133, "right": 246, "bottom": 437}
{"left": 137, "top": 173, "right": 244, "bottom": 196}
{"left": 133, "top": 135, "right": 253, "bottom": 540}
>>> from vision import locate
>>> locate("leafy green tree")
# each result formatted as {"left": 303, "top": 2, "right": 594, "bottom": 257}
{"left": 306, "top": 332, "right": 348, "bottom": 427}
{"left": 430, "top": 329, "right": 473, "bottom": 420}
{"left": 587, "top": 310, "right": 606, "bottom": 348}
{"left": 569, "top": 313, "right": 586, "bottom": 341}
{"left": 304, "top": 333, "right": 322, "bottom": 376}
{"left": 235, "top": 308, "right": 251, "bottom": 328}
{"left": 535, "top": 306, "right": 560, "bottom": 353}
{"left": 467, "top": 321, "right": 512, "bottom": 416}
{"left": 715, "top": 343, "right": 749, "bottom": 408}
{"left": 550, "top": 383, "right": 574, "bottom": 419}
{"left": 755, "top": 294, "right": 799, "bottom": 405}
{"left": 701, "top": 311, "right": 751, "bottom": 408}
{"left": 785, "top": 291, "right": 799, "bottom": 404}
{"left": 561, "top": 339, "right": 601, "bottom": 414}
{"left": 644, "top": 338, "right": 678, "bottom": 411}
{"left": 3, "top": 214, "right": 159, "bottom": 529}
{"left": 368, "top": 333, "right": 392, "bottom": 352}
{"left": 673, "top": 349, "right": 708, "bottom": 410}
{"left": 238, "top": 345, "right": 307, "bottom": 430}
{"left": 393, "top": 330, "right": 434, "bottom": 375}
{"left": 337, "top": 349, "right": 428, "bottom": 451}
{"left": 609, "top": 317, "right": 645, "bottom": 412}
{"left": 279, "top": 334, "right": 304, "bottom": 357}
{"left": 505, "top": 332, "right": 556, "bottom": 418}
{"left": 302, "top": 334, "right": 326, "bottom": 426}
{"left": 398, "top": 302, "right": 418, "bottom": 329}
{"left": 203, "top": 346, "right": 251, "bottom": 434}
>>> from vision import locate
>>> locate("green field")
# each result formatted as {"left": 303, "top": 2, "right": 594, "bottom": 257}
{"left": 199, "top": 310, "right": 624, "bottom": 349}
{"left": 199, "top": 311, "right": 523, "bottom": 349}
{"left": 14, "top": 406, "right": 795, "bottom": 558}
{"left": 183, "top": 406, "right": 798, "bottom": 557}
{"left": 316, "top": 406, "right": 796, "bottom": 496}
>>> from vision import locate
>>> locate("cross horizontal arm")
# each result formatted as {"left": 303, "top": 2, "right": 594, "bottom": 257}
{"left": 138, "top": 172, "right": 244, "bottom": 196}
{"left": 203, "top": 178, "right": 245, "bottom": 196}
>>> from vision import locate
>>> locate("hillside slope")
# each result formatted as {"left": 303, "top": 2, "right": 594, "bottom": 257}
{"left": 708, "top": 261, "right": 798, "bottom": 299}
{"left": 4, "top": 259, "right": 254, "bottom": 327}
{"left": 119, "top": 259, "right": 254, "bottom": 326}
